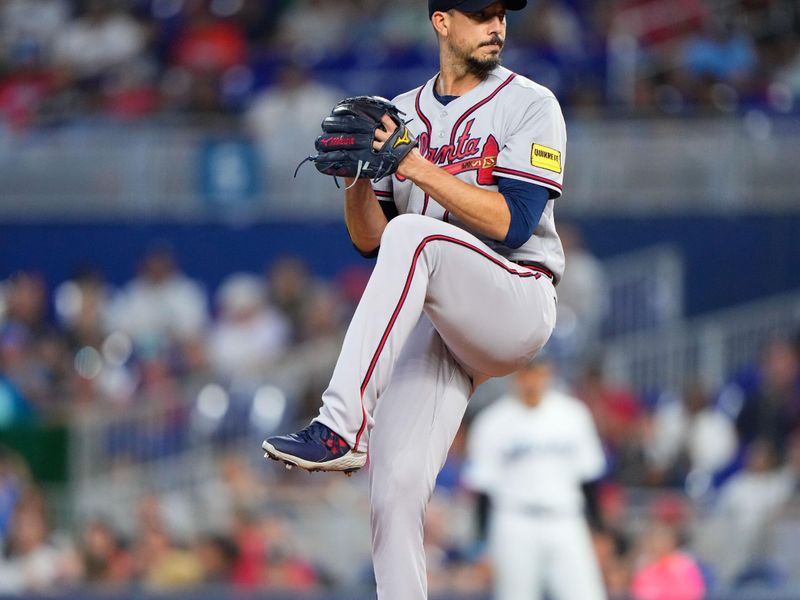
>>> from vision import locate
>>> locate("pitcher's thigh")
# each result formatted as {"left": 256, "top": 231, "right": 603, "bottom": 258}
{"left": 382, "top": 215, "right": 557, "bottom": 378}
{"left": 426, "top": 268, "right": 556, "bottom": 377}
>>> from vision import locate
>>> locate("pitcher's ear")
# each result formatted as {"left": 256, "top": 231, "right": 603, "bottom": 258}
{"left": 431, "top": 11, "right": 449, "bottom": 38}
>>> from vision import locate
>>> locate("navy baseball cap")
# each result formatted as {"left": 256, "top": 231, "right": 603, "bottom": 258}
{"left": 428, "top": 0, "right": 527, "bottom": 18}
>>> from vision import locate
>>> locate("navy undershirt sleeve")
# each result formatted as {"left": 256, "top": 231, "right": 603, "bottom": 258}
{"left": 351, "top": 200, "right": 399, "bottom": 259}
{"left": 498, "top": 177, "right": 549, "bottom": 249}
{"left": 379, "top": 200, "right": 399, "bottom": 222}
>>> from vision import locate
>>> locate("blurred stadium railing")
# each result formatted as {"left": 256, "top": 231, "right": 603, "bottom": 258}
{"left": 605, "top": 290, "right": 800, "bottom": 394}
{"left": 601, "top": 244, "right": 684, "bottom": 337}
{"left": 1, "top": 117, "right": 799, "bottom": 220}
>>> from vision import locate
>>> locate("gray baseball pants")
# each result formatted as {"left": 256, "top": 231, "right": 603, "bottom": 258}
{"left": 316, "top": 214, "right": 557, "bottom": 599}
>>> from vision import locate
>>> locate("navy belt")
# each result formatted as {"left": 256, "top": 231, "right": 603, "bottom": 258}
{"left": 513, "top": 260, "right": 555, "bottom": 283}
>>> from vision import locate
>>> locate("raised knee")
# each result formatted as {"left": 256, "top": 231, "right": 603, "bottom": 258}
{"left": 380, "top": 213, "right": 430, "bottom": 248}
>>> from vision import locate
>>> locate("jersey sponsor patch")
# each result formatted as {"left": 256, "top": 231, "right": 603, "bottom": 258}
{"left": 531, "top": 144, "right": 562, "bottom": 173}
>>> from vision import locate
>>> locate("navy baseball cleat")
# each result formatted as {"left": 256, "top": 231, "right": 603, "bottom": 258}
{"left": 262, "top": 422, "right": 366, "bottom": 475}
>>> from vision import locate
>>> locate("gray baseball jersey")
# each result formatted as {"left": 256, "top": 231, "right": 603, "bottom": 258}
{"left": 373, "top": 65, "right": 567, "bottom": 281}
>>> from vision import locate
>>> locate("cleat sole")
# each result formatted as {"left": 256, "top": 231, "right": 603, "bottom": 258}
{"left": 262, "top": 440, "right": 366, "bottom": 474}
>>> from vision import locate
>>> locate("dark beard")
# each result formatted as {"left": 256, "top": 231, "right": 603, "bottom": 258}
{"left": 465, "top": 54, "right": 501, "bottom": 79}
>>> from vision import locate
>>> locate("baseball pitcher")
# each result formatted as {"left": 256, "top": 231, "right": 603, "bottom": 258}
{"left": 263, "top": 1, "right": 566, "bottom": 598}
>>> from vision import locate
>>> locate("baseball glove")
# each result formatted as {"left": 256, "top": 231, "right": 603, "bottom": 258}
{"left": 296, "top": 96, "right": 418, "bottom": 185}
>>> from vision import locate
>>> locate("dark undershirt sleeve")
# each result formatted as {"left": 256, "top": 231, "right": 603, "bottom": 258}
{"left": 350, "top": 200, "right": 400, "bottom": 259}
{"left": 475, "top": 491, "right": 491, "bottom": 542}
{"left": 380, "top": 200, "right": 399, "bottom": 222}
{"left": 582, "top": 480, "right": 603, "bottom": 530}
{"left": 497, "top": 177, "right": 549, "bottom": 249}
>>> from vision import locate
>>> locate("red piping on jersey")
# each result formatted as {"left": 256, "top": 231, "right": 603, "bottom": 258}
{"left": 422, "top": 193, "right": 430, "bottom": 215}
{"left": 494, "top": 166, "right": 563, "bottom": 191}
{"left": 415, "top": 85, "right": 432, "bottom": 139}
{"left": 374, "top": 190, "right": 393, "bottom": 199}
{"left": 449, "top": 73, "right": 516, "bottom": 147}
{"left": 354, "top": 233, "right": 543, "bottom": 449}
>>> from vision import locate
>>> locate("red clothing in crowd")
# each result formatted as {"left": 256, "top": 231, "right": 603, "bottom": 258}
{"left": 172, "top": 21, "right": 247, "bottom": 72}
{"left": 0, "top": 71, "right": 57, "bottom": 130}
{"left": 631, "top": 552, "right": 705, "bottom": 600}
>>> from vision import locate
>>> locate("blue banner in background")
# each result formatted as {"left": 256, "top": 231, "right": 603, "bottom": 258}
{"left": 198, "top": 139, "right": 261, "bottom": 213}
{"left": 1, "top": 216, "right": 799, "bottom": 317}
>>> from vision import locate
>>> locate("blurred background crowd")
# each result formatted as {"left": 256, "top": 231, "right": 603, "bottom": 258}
{"left": 1, "top": 0, "right": 800, "bottom": 132}
{"left": 1, "top": 241, "right": 799, "bottom": 597}
{"left": 1, "top": 0, "right": 800, "bottom": 599}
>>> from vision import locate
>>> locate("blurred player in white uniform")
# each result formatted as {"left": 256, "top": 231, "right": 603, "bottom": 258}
{"left": 465, "top": 356, "right": 607, "bottom": 600}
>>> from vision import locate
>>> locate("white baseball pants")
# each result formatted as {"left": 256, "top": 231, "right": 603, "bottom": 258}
{"left": 315, "top": 214, "right": 557, "bottom": 600}
{"left": 490, "top": 509, "right": 606, "bottom": 600}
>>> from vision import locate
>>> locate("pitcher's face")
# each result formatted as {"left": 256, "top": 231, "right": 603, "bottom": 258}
{"left": 441, "top": 3, "right": 507, "bottom": 77}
